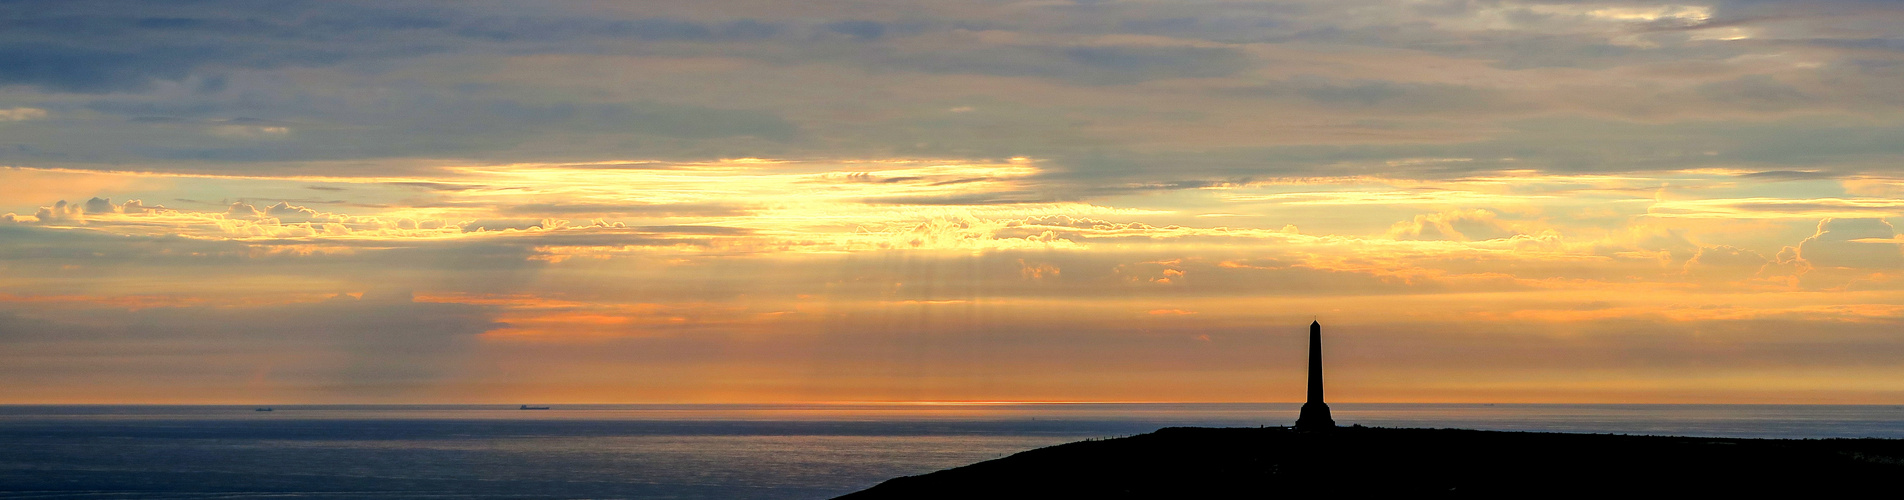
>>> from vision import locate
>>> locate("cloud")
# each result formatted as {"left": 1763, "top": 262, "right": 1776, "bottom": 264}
{"left": 1649, "top": 198, "right": 1904, "bottom": 218}
{"left": 499, "top": 202, "right": 749, "bottom": 218}
{"left": 862, "top": 192, "right": 1059, "bottom": 206}
{"left": 1388, "top": 210, "right": 1528, "bottom": 241}
{"left": 1695, "top": 75, "right": 1815, "bottom": 112}
{"left": 61, "top": 97, "right": 799, "bottom": 166}
{"left": 1760, "top": 245, "right": 1810, "bottom": 284}
{"left": 80, "top": 197, "right": 114, "bottom": 216}
{"left": 208, "top": 124, "right": 290, "bottom": 138}
{"left": 265, "top": 201, "right": 328, "bottom": 223}
{"left": 884, "top": 215, "right": 1079, "bottom": 251}
{"left": 0, "top": 191, "right": 739, "bottom": 260}
{"left": 885, "top": 39, "right": 1254, "bottom": 85}
{"left": 0, "top": 290, "right": 505, "bottom": 398}
{"left": 1684, "top": 245, "right": 1769, "bottom": 281}
{"left": 11, "top": 0, "right": 1904, "bottom": 403}
{"left": 454, "top": 219, "right": 572, "bottom": 233}
{"left": 1738, "top": 170, "right": 1836, "bottom": 181}
{"left": 1632, "top": 226, "right": 1703, "bottom": 267}
{"left": 0, "top": 0, "right": 1892, "bottom": 183}
{"left": 225, "top": 201, "right": 266, "bottom": 220}
{"left": 1797, "top": 218, "right": 1902, "bottom": 269}
{"left": 0, "top": 2, "right": 786, "bottom": 94}
{"left": 30, "top": 200, "right": 84, "bottom": 223}
{"left": 7, "top": 197, "right": 170, "bottom": 224}
{"left": 1230, "top": 76, "right": 1520, "bottom": 114}
{"left": 0, "top": 108, "right": 47, "bottom": 121}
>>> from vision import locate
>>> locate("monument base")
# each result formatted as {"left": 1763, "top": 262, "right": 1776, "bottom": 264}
{"left": 1295, "top": 402, "right": 1335, "bottom": 430}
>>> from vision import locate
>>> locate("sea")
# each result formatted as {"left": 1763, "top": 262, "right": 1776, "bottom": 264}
{"left": 3, "top": 403, "right": 1902, "bottom": 499}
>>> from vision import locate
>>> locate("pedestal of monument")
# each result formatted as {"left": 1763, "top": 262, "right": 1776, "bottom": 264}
{"left": 1295, "top": 401, "right": 1334, "bottom": 429}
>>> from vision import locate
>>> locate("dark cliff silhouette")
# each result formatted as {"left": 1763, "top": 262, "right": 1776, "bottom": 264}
{"left": 836, "top": 426, "right": 1904, "bottom": 498}
{"left": 1294, "top": 320, "right": 1334, "bottom": 430}
{"left": 839, "top": 321, "right": 1904, "bottom": 497}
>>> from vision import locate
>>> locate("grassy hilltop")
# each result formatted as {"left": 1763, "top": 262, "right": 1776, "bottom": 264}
{"left": 839, "top": 426, "right": 1904, "bottom": 498}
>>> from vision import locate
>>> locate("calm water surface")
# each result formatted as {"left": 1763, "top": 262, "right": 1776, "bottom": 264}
{"left": 2, "top": 403, "right": 1901, "bottom": 499}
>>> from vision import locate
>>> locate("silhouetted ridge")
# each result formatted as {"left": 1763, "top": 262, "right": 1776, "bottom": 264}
{"left": 837, "top": 426, "right": 1904, "bottom": 498}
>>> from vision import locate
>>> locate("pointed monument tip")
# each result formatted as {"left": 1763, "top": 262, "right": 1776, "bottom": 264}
{"left": 1311, "top": 320, "right": 1320, "bottom": 326}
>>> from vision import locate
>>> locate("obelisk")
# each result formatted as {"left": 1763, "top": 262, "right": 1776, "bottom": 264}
{"left": 1295, "top": 320, "right": 1335, "bottom": 429}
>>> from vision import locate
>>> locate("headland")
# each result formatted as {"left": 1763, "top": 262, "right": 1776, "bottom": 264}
{"left": 838, "top": 426, "right": 1904, "bottom": 498}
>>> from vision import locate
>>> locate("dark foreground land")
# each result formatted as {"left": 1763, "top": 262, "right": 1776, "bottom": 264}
{"left": 839, "top": 426, "right": 1904, "bottom": 498}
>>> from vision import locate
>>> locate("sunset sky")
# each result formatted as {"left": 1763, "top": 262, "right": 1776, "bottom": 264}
{"left": 4, "top": 0, "right": 1904, "bottom": 404}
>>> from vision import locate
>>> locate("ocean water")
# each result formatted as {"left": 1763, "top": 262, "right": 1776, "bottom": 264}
{"left": 2, "top": 403, "right": 1901, "bottom": 499}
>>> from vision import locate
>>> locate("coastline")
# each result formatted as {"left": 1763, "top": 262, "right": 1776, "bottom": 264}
{"left": 839, "top": 426, "right": 1904, "bottom": 498}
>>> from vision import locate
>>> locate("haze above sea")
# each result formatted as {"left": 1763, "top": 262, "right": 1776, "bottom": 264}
{"left": 4, "top": 403, "right": 1902, "bottom": 499}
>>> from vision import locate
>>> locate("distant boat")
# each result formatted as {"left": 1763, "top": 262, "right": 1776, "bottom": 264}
{"left": 254, "top": 408, "right": 273, "bottom": 412}
{"left": 519, "top": 405, "right": 550, "bottom": 410}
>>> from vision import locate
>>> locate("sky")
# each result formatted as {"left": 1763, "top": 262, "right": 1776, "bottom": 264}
{"left": 4, "top": 0, "right": 1904, "bottom": 404}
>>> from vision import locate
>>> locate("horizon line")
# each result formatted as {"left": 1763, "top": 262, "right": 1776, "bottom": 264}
{"left": 4, "top": 401, "right": 1901, "bottom": 407}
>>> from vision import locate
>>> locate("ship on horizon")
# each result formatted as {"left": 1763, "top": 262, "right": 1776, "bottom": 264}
{"left": 519, "top": 405, "right": 550, "bottom": 410}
